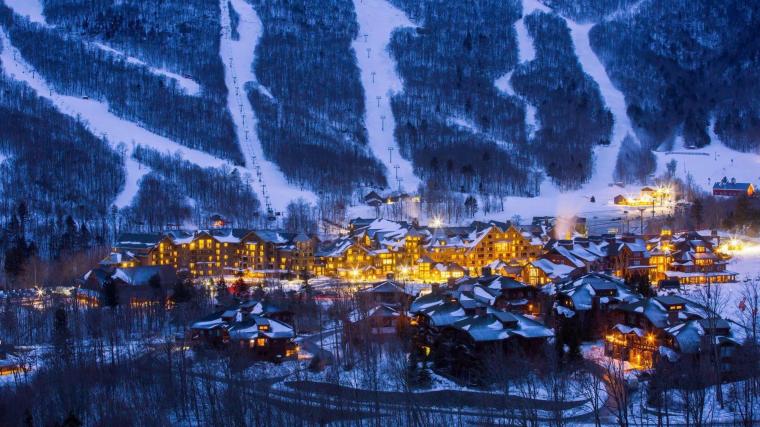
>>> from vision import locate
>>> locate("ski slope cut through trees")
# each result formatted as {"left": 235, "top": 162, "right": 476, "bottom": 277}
{"left": 220, "top": 0, "right": 316, "bottom": 212}
{"left": 91, "top": 42, "right": 201, "bottom": 96}
{"left": 0, "top": 30, "right": 236, "bottom": 208}
{"left": 352, "top": 0, "right": 421, "bottom": 193}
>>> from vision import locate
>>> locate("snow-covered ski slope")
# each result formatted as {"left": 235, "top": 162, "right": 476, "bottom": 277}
{"left": 0, "top": 30, "right": 232, "bottom": 207}
{"left": 352, "top": 0, "right": 420, "bottom": 193}
{"left": 91, "top": 42, "right": 201, "bottom": 96}
{"left": 220, "top": 0, "right": 316, "bottom": 211}
{"left": 491, "top": 0, "right": 760, "bottom": 222}
{"left": 653, "top": 125, "right": 760, "bottom": 193}
{"left": 494, "top": 0, "right": 627, "bottom": 219}
{"left": 5, "top": 0, "right": 202, "bottom": 96}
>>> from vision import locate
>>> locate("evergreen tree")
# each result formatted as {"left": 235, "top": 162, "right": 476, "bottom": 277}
{"left": 171, "top": 279, "right": 194, "bottom": 303}
{"left": 690, "top": 198, "right": 704, "bottom": 229}
{"left": 101, "top": 276, "right": 119, "bottom": 308}
{"left": 53, "top": 306, "right": 71, "bottom": 364}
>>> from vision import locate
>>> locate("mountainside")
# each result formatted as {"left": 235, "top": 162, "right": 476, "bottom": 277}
{"left": 1, "top": 0, "right": 760, "bottom": 254}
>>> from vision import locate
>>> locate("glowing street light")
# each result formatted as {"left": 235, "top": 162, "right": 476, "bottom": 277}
{"left": 430, "top": 217, "right": 443, "bottom": 228}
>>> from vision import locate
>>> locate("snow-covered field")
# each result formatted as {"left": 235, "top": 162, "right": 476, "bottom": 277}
{"left": 654, "top": 128, "right": 760, "bottom": 193}
{"left": 220, "top": 0, "right": 316, "bottom": 211}
{"left": 352, "top": 0, "right": 420, "bottom": 193}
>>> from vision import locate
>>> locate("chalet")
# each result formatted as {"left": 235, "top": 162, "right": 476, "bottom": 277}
{"left": 189, "top": 305, "right": 297, "bottom": 361}
{"left": 469, "top": 274, "right": 541, "bottom": 315}
{"left": 713, "top": 177, "right": 755, "bottom": 197}
{"left": 647, "top": 230, "right": 737, "bottom": 284}
{"left": 363, "top": 191, "right": 384, "bottom": 207}
{"left": 553, "top": 273, "right": 640, "bottom": 339}
{"left": 522, "top": 258, "right": 580, "bottom": 286}
{"left": 112, "top": 233, "right": 164, "bottom": 264}
{"left": 607, "top": 234, "right": 652, "bottom": 278}
{"left": 346, "top": 304, "right": 404, "bottom": 341}
{"left": 82, "top": 265, "right": 177, "bottom": 305}
{"left": 606, "top": 295, "right": 737, "bottom": 371}
{"left": 357, "top": 280, "right": 415, "bottom": 308}
{"left": 410, "top": 289, "right": 552, "bottom": 385}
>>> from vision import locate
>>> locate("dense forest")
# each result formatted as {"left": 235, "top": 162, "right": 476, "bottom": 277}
{"left": 130, "top": 146, "right": 261, "bottom": 229}
{"left": 0, "top": 4, "right": 242, "bottom": 163}
{"left": 590, "top": 0, "right": 760, "bottom": 152}
{"left": 613, "top": 134, "right": 656, "bottom": 185}
{"left": 40, "top": 0, "right": 227, "bottom": 90}
{"left": 0, "top": 43, "right": 123, "bottom": 262}
{"left": 511, "top": 11, "right": 613, "bottom": 189}
{"left": 541, "top": 0, "right": 639, "bottom": 22}
{"left": 247, "top": 0, "right": 386, "bottom": 195}
{"left": 388, "top": 0, "right": 540, "bottom": 197}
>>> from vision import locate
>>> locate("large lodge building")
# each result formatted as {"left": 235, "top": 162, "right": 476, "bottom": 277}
{"left": 102, "top": 218, "right": 737, "bottom": 286}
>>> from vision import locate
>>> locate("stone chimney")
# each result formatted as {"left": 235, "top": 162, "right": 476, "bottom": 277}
{"left": 481, "top": 266, "right": 492, "bottom": 277}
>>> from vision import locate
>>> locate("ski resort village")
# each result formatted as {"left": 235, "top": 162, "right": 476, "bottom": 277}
{"left": 4, "top": 0, "right": 760, "bottom": 425}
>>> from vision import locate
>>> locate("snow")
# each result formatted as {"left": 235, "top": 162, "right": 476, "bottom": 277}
{"left": 653, "top": 126, "right": 760, "bottom": 194}
{"left": 673, "top": 245, "right": 760, "bottom": 330}
{"left": 3, "top": 0, "right": 46, "bottom": 26}
{"left": 219, "top": 0, "right": 316, "bottom": 211}
{"left": 352, "top": 0, "right": 420, "bottom": 193}
{"left": 91, "top": 42, "right": 201, "bottom": 96}
{"left": 0, "top": 29, "right": 237, "bottom": 208}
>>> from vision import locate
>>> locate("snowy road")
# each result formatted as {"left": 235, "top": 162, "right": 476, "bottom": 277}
{"left": 220, "top": 0, "right": 316, "bottom": 212}
{"left": 352, "top": 0, "right": 420, "bottom": 193}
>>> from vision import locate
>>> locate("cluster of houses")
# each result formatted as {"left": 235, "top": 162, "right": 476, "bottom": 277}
{"left": 188, "top": 269, "right": 739, "bottom": 380}
{"left": 553, "top": 274, "right": 738, "bottom": 372}
{"left": 94, "top": 217, "right": 736, "bottom": 290}
{"left": 188, "top": 299, "right": 298, "bottom": 362}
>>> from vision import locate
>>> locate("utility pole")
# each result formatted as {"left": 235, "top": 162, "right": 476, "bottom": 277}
{"left": 394, "top": 164, "right": 400, "bottom": 181}
{"left": 376, "top": 96, "right": 382, "bottom": 108}
{"left": 380, "top": 115, "right": 386, "bottom": 131}
{"left": 371, "top": 71, "right": 376, "bottom": 83}
{"left": 388, "top": 147, "right": 394, "bottom": 163}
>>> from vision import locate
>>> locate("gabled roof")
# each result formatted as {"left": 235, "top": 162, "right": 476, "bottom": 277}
{"left": 115, "top": 233, "right": 163, "bottom": 249}
{"left": 360, "top": 280, "right": 409, "bottom": 295}
{"left": 556, "top": 273, "right": 638, "bottom": 311}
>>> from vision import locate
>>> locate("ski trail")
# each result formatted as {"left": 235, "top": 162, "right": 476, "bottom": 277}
{"left": 92, "top": 42, "right": 201, "bottom": 96}
{"left": 494, "top": 0, "right": 549, "bottom": 138}
{"left": 4, "top": 0, "right": 200, "bottom": 95}
{"left": 564, "top": 20, "right": 627, "bottom": 184}
{"left": 0, "top": 30, "right": 234, "bottom": 208}
{"left": 352, "top": 0, "right": 421, "bottom": 193}
{"left": 220, "top": 0, "right": 316, "bottom": 212}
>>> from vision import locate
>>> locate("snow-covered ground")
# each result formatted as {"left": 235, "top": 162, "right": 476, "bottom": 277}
{"left": 0, "top": 30, "right": 233, "bottom": 208}
{"left": 91, "top": 42, "right": 201, "bottom": 96}
{"left": 352, "top": 0, "right": 421, "bottom": 193}
{"left": 220, "top": 0, "right": 316, "bottom": 211}
{"left": 3, "top": 0, "right": 46, "bottom": 26}
{"left": 654, "top": 126, "right": 760, "bottom": 193}
{"left": 487, "top": 0, "right": 627, "bottom": 222}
